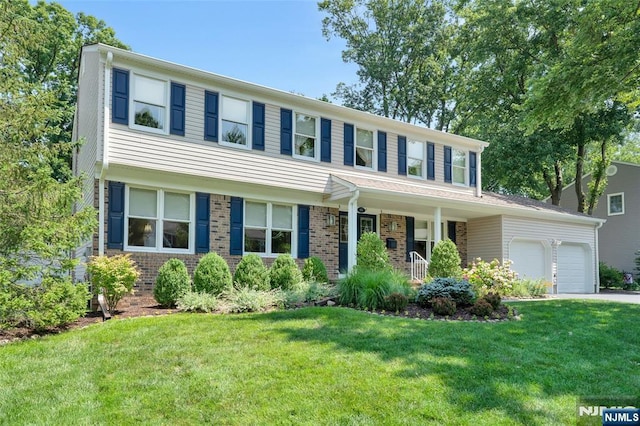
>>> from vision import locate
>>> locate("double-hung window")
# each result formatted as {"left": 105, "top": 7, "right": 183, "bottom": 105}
{"left": 221, "top": 95, "right": 250, "bottom": 147}
{"left": 608, "top": 193, "right": 624, "bottom": 215}
{"left": 294, "top": 113, "right": 318, "bottom": 159}
{"left": 244, "top": 201, "right": 294, "bottom": 255}
{"left": 452, "top": 149, "right": 467, "bottom": 185}
{"left": 408, "top": 140, "right": 425, "bottom": 178}
{"left": 132, "top": 74, "right": 168, "bottom": 132}
{"left": 355, "top": 128, "right": 374, "bottom": 169}
{"left": 126, "top": 187, "right": 193, "bottom": 252}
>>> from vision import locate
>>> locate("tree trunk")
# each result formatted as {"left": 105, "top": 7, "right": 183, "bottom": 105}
{"left": 574, "top": 121, "right": 586, "bottom": 213}
{"left": 586, "top": 139, "right": 609, "bottom": 215}
{"left": 543, "top": 161, "right": 563, "bottom": 205}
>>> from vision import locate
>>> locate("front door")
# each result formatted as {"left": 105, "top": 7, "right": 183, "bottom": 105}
{"left": 338, "top": 213, "right": 377, "bottom": 273}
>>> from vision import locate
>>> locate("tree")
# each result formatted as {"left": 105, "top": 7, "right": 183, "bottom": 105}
{"left": 318, "top": 0, "right": 458, "bottom": 129}
{"left": 455, "top": 0, "right": 633, "bottom": 212}
{"left": 0, "top": 0, "right": 125, "bottom": 283}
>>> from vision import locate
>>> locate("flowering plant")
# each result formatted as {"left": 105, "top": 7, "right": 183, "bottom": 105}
{"left": 462, "top": 258, "right": 518, "bottom": 296}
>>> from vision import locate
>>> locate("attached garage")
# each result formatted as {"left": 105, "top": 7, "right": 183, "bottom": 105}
{"left": 508, "top": 239, "right": 550, "bottom": 282}
{"left": 557, "top": 243, "right": 593, "bottom": 293}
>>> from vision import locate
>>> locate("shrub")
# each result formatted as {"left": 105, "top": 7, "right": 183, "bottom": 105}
{"left": 356, "top": 232, "right": 392, "bottom": 272}
{"left": 88, "top": 254, "right": 140, "bottom": 314}
{"left": 482, "top": 292, "right": 502, "bottom": 310}
{"left": 269, "top": 254, "right": 303, "bottom": 291}
{"left": 428, "top": 239, "right": 462, "bottom": 278}
{"left": 384, "top": 292, "right": 409, "bottom": 312}
{"left": 416, "top": 277, "right": 475, "bottom": 307}
{"left": 463, "top": 258, "right": 518, "bottom": 296}
{"left": 471, "top": 299, "right": 493, "bottom": 317}
{"left": 233, "top": 254, "right": 270, "bottom": 291}
{"left": 176, "top": 291, "right": 218, "bottom": 313}
{"left": 599, "top": 262, "right": 624, "bottom": 288}
{"left": 219, "top": 288, "right": 285, "bottom": 313}
{"left": 338, "top": 268, "right": 412, "bottom": 310}
{"left": 283, "top": 281, "right": 336, "bottom": 307}
{"left": 431, "top": 297, "right": 456, "bottom": 316}
{"left": 302, "top": 256, "right": 329, "bottom": 283}
{"left": 193, "top": 253, "right": 232, "bottom": 295}
{"left": 154, "top": 259, "right": 191, "bottom": 307}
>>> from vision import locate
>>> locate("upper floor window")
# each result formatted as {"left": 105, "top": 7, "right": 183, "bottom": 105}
{"left": 408, "top": 140, "right": 425, "bottom": 178}
{"left": 132, "top": 74, "right": 168, "bottom": 132}
{"left": 452, "top": 148, "right": 467, "bottom": 185}
{"left": 221, "top": 95, "right": 250, "bottom": 147}
{"left": 244, "top": 201, "right": 294, "bottom": 255}
{"left": 608, "top": 192, "right": 624, "bottom": 216}
{"left": 294, "top": 113, "right": 318, "bottom": 159}
{"left": 126, "top": 187, "right": 193, "bottom": 253}
{"left": 356, "top": 128, "right": 374, "bottom": 169}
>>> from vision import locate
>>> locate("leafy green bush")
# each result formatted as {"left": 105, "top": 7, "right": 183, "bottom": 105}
{"left": 416, "top": 278, "right": 475, "bottom": 307}
{"left": 220, "top": 288, "right": 284, "bottom": 313}
{"left": 302, "top": 256, "right": 329, "bottom": 283}
{"left": 384, "top": 292, "right": 409, "bottom": 312}
{"left": 599, "top": 262, "right": 623, "bottom": 288}
{"left": 431, "top": 297, "right": 456, "bottom": 316}
{"left": 176, "top": 291, "right": 218, "bottom": 313}
{"left": 463, "top": 258, "right": 518, "bottom": 296}
{"left": 428, "top": 239, "right": 462, "bottom": 278}
{"left": 269, "top": 254, "right": 303, "bottom": 291}
{"left": 470, "top": 299, "right": 493, "bottom": 317}
{"left": 0, "top": 277, "right": 90, "bottom": 330}
{"left": 154, "top": 259, "right": 191, "bottom": 307}
{"left": 357, "top": 232, "right": 392, "bottom": 272}
{"left": 233, "top": 254, "right": 270, "bottom": 291}
{"left": 482, "top": 292, "right": 501, "bottom": 310}
{"left": 193, "top": 253, "right": 232, "bottom": 295}
{"left": 338, "top": 268, "right": 411, "bottom": 310}
{"left": 283, "top": 281, "right": 336, "bottom": 307}
{"left": 88, "top": 254, "right": 140, "bottom": 314}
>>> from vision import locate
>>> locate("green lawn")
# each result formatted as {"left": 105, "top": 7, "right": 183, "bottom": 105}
{"left": 1, "top": 300, "right": 639, "bottom": 425}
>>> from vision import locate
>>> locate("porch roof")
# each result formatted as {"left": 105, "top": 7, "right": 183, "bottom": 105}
{"left": 327, "top": 174, "right": 604, "bottom": 226}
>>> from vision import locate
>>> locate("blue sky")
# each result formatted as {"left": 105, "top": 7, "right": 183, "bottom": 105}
{"left": 56, "top": 0, "right": 358, "bottom": 101}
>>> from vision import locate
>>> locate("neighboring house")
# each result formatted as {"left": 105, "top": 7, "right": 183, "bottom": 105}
{"left": 72, "top": 44, "right": 605, "bottom": 294}
{"left": 556, "top": 161, "right": 640, "bottom": 277}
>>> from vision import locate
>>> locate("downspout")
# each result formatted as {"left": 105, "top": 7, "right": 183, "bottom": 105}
{"left": 98, "top": 50, "right": 113, "bottom": 256}
{"left": 476, "top": 146, "right": 483, "bottom": 198}
{"left": 347, "top": 190, "right": 360, "bottom": 272}
{"left": 594, "top": 221, "right": 604, "bottom": 293}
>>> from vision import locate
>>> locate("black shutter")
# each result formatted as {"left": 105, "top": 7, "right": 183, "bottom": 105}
{"left": 280, "top": 108, "right": 292, "bottom": 155}
{"left": 320, "top": 118, "right": 331, "bottom": 163}
{"left": 405, "top": 216, "right": 414, "bottom": 262}
{"left": 230, "top": 197, "right": 244, "bottom": 255}
{"left": 469, "top": 151, "right": 477, "bottom": 187}
{"left": 297, "top": 205, "right": 310, "bottom": 259}
{"left": 195, "top": 193, "right": 210, "bottom": 254}
{"left": 170, "top": 82, "right": 186, "bottom": 136}
{"left": 107, "top": 181, "right": 125, "bottom": 249}
{"left": 112, "top": 68, "right": 129, "bottom": 125}
{"left": 444, "top": 146, "right": 452, "bottom": 183}
{"left": 378, "top": 131, "right": 387, "bottom": 172}
{"left": 427, "top": 142, "right": 435, "bottom": 180}
{"left": 252, "top": 102, "right": 265, "bottom": 151}
{"left": 204, "top": 91, "right": 219, "bottom": 142}
{"left": 344, "top": 123, "right": 354, "bottom": 166}
{"left": 398, "top": 135, "right": 407, "bottom": 175}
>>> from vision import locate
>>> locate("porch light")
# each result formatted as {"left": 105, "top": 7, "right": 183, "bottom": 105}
{"left": 327, "top": 214, "right": 336, "bottom": 226}
{"left": 390, "top": 221, "right": 398, "bottom": 231}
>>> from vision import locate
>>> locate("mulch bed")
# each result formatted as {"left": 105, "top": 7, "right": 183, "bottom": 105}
{"left": 1, "top": 296, "right": 518, "bottom": 345}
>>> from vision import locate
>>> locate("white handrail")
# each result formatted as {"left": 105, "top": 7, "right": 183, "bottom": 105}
{"left": 409, "top": 251, "right": 428, "bottom": 283}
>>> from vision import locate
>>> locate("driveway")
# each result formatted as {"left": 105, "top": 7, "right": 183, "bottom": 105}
{"left": 551, "top": 291, "right": 640, "bottom": 304}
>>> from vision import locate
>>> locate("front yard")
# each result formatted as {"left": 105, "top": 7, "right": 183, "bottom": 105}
{"left": 1, "top": 300, "right": 638, "bottom": 425}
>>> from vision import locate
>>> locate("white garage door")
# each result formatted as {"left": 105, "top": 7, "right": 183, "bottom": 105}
{"left": 557, "top": 243, "right": 591, "bottom": 293}
{"left": 509, "top": 240, "right": 548, "bottom": 281}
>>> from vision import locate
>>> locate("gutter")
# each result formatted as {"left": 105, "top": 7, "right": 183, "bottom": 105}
{"left": 98, "top": 50, "right": 113, "bottom": 256}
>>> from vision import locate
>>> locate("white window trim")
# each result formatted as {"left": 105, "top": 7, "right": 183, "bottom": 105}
{"left": 451, "top": 148, "right": 468, "bottom": 186}
{"left": 407, "top": 139, "right": 426, "bottom": 180}
{"left": 219, "top": 94, "right": 252, "bottom": 150}
{"left": 354, "top": 127, "right": 377, "bottom": 171}
{"left": 124, "top": 185, "right": 195, "bottom": 254}
{"left": 292, "top": 111, "right": 320, "bottom": 162}
{"left": 129, "top": 72, "right": 170, "bottom": 135}
{"left": 243, "top": 200, "right": 297, "bottom": 257}
{"left": 607, "top": 192, "right": 625, "bottom": 216}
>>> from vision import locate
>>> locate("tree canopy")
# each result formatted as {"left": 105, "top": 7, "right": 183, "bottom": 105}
{"left": 0, "top": 0, "right": 126, "bottom": 282}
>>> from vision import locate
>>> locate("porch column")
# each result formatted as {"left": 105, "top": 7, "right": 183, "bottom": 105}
{"left": 434, "top": 206, "right": 442, "bottom": 244}
{"left": 348, "top": 190, "right": 360, "bottom": 272}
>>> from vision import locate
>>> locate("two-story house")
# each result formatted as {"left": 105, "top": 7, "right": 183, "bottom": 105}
{"left": 557, "top": 161, "right": 639, "bottom": 277}
{"left": 73, "top": 44, "right": 604, "bottom": 294}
